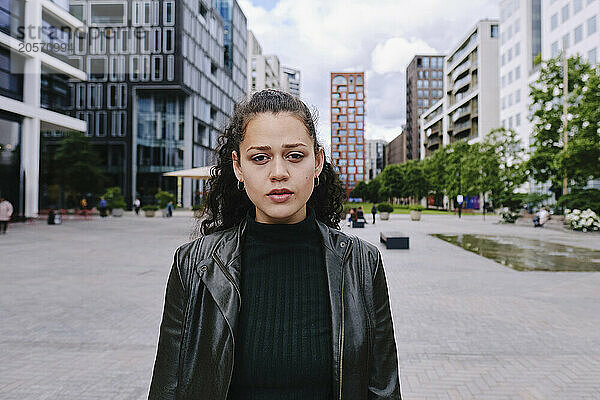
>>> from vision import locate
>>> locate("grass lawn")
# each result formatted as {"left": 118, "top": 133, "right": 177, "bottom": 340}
{"left": 343, "top": 202, "right": 482, "bottom": 216}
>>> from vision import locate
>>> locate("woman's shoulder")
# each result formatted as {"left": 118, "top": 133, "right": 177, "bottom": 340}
{"left": 174, "top": 224, "right": 239, "bottom": 263}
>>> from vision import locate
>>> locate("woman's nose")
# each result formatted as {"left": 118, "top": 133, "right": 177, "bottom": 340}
{"left": 270, "top": 156, "right": 289, "bottom": 180}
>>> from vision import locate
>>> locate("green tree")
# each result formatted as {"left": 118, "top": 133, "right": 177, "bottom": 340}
{"left": 349, "top": 181, "right": 369, "bottom": 200}
{"left": 53, "top": 131, "right": 107, "bottom": 200}
{"left": 528, "top": 55, "right": 598, "bottom": 195}
{"left": 378, "top": 164, "right": 407, "bottom": 202}
{"left": 403, "top": 159, "right": 430, "bottom": 202}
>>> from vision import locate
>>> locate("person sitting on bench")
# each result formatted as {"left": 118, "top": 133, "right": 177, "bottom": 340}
{"left": 533, "top": 207, "right": 550, "bottom": 227}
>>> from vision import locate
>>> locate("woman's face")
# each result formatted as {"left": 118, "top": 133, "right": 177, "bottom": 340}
{"left": 232, "top": 112, "right": 324, "bottom": 224}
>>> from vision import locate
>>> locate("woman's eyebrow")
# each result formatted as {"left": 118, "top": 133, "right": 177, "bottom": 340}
{"left": 246, "top": 143, "right": 308, "bottom": 152}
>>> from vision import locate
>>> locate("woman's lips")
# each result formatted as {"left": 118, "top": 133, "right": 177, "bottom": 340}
{"left": 267, "top": 193, "right": 293, "bottom": 203}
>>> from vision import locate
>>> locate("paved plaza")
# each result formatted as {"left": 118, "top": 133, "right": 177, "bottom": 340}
{"left": 1, "top": 211, "right": 599, "bottom": 399}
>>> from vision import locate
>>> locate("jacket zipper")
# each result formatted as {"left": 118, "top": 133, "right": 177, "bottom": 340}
{"left": 339, "top": 239, "right": 353, "bottom": 400}
{"left": 212, "top": 253, "right": 241, "bottom": 400}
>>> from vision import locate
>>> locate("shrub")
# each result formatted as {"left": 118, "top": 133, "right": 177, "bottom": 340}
{"left": 155, "top": 190, "right": 176, "bottom": 208}
{"left": 142, "top": 205, "right": 160, "bottom": 211}
{"left": 409, "top": 204, "right": 425, "bottom": 212}
{"left": 377, "top": 203, "right": 394, "bottom": 213}
{"left": 556, "top": 189, "right": 600, "bottom": 214}
{"left": 102, "top": 187, "right": 126, "bottom": 210}
{"left": 565, "top": 208, "right": 600, "bottom": 231}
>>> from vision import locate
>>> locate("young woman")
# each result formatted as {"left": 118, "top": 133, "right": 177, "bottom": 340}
{"left": 148, "top": 89, "right": 401, "bottom": 400}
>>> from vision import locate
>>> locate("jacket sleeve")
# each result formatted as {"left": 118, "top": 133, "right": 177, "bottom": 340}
{"left": 368, "top": 249, "right": 402, "bottom": 399}
{"left": 148, "top": 246, "right": 187, "bottom": 400}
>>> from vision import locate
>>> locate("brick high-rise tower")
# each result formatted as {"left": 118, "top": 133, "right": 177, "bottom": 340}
{"left": 330, "top": 72, "right": 366, "bottom": 197}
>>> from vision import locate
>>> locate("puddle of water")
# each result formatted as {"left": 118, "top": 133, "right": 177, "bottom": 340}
{"left": 431, "top": 234, "right": 600, "bottom": 272}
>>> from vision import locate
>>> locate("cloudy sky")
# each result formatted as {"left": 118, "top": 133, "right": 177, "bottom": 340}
{"left": 238, "top": 0, "right": 500, "bottom": 149}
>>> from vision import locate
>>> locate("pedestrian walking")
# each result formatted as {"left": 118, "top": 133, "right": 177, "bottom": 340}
{"left": 0, "top": 197, "right": 14, "bottom": 234}
{"left": 166, "top": 201, "right": 174, "bottom": 218}
{"left": 99, "top": 197, "right": 108, "bottom": 217}
{"left": 80, "top": 197, "right": 87, "bottom": 210}
{"left": 134, "top": 198, "right": 141, "bottom": 215}
{"left": 148, "top": 89, "right": 402, "bottom": 400}
{"left": 371, "top": 203, "right": 378, "bottom": 224}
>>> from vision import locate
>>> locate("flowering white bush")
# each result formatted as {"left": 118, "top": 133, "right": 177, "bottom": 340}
{"left": 565, "top": 209, "right": 600, "bottom": 232}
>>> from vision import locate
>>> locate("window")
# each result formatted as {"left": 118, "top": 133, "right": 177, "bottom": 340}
{"left": 199, "top": 1, "right": 208, "bottom": 18}
{"left": 417, "top": 90, "right": 423, "bottom": 97}
{"left": 551, "top": 13, "right": 558, "bottom": 30}
{"left": 508, "top": 70, "right": 513, "bottom": 84}
{"left": 131, "top": 56, "right": 140, "bottom": 81}
{"left": 332, "top": 75, "right": 346, "bottom": 85}
{"left": 508, "top": 48, "right": 513, "bottom": 61}
{"left": 423, "top": 57, "right": 429, "bottom": 68}
{"left": 515, "top": 42, "right": 520, "bottom": 56}
{"left": 551, "top": 41, "right": 559, "bottom": 57}
{"left": 589, "top": 47, "right": 597, "bottom": 64}
{"left": 491, "top": 24, "right": 499, "bottom": 37}
{"left": 90, "top": 3, "right": 126, "bottom": 25}
{"left": 515, "top": 66, "right": 521, "bottom": 80}
{"left": 164, "top": 28, "right": 175, "bottom": 53}
{"left": 508, "top": 116, "right": 514, "bottom": 129}
{"left": 508, "top": 93, "right": 513, "bottom": 106}
{"left": 515, "top": 89, "right": 521, "bottom": 103}
{"left": 502, "top": 53, "right": 506, "bottom": 66}
{"left": 164, "top": 1, "right": 175, "bottom": 25}
{"left": 107, "top": 84, "right": 117, "bottom": 108}
{"left": 574, "top": 0, "right": 583, "bottom": 14}
{"left": 516, "top": 113, "right": 521, "bottom": 126}
{"left": 88, "top": 57, "right": 108, "bottom": 81}
{"left": 575, "top": 24, "right": 584, "bottom": 43}
{"left": 514, "top": 18, "right": 520, "bottom": 33}
{"left": 502, "top": 96, "right": 506, "bottom": 109}
{"left": 152, "top": 55, "right": 162, "bottom": 81}
{"left": 588, "top": 16, "right": 597, "bottom": 36}
{"left": 501, "top": 75, "right": 506, "bottom": 88}
{"left": 561, "top": 4, "right": 569, "bottom": 22}
{"left": 562, "top": 33, "right": 570, "bottom": 49}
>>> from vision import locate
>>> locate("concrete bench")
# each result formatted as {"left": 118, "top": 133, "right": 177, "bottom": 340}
{"left": 380, "top": 232, "right": 409, "bottom": 249}
{"left": 352, "top": 220, "right": 365, "bottom": 228}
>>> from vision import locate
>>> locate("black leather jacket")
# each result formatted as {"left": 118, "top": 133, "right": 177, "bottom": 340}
{"left": 148, "top": 216, "right": 402, "bottom": 399}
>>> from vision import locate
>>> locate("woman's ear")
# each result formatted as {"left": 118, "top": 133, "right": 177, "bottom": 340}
{"left": 315, "top": 147, "right": 325, "bottom": 177}
{"left": 232, "top": 150, "right": 243, "bottom": 182}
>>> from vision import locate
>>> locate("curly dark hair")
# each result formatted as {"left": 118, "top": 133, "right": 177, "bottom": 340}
{"left": 192, "top": 89, "right": 346, "bottom": 238}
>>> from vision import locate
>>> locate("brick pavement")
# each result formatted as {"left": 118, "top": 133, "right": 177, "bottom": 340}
{"left": 0, "top": 212, "right": 599, "bottom": 399}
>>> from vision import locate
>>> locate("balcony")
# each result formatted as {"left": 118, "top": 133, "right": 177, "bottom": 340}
{"left": 452, "top": 120, "right": 471, "bottom": 135}
{"left": 447, "top": 33, "right": 478, "bottom": 70}
{"left": 453, "top": 74, "right": 471, "bottom": 93}
{"left": 426, "top": 135, "right": 441, "bottom": 147}
{"left": 451, "top": 60, "right": 471, "bottom": 82}
{"left": 452, "top": 105, "right": 471, "bottom": 122}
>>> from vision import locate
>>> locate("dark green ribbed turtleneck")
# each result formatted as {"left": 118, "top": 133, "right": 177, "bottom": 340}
{"left": 226, "top": 206, "right": 333, "bottom": 400}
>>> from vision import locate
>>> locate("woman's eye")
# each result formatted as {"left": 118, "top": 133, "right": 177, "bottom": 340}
{"left": 288, "top": 153, "right": 304, "bottom": 160}
{"left": 251, "top": 155, "right": 268, "bottom": 162}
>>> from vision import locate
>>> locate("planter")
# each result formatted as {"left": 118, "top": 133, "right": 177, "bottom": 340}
{"left": 111, "top": 208, "right": 124, "bottom": 217}
{"left": 144, "top": 210, "right": 156, "bottom": 218}
{"left": 410, "top": 210, "right": 422, "bottom": 221}
{"left": 380, "top": 212, "right": 390, "bottom": 221}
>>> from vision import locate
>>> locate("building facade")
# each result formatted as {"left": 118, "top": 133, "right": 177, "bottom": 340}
{"left": 542, "top": 0, "right": 598, "bottom": 62}
{"left": 0, "top": 0, "right": 86, "bottom": 218}
{"left": 405, "top": 54, "right": 444, "bottom": 161}
{"left": 330, "top": 72, "right": 365, "bottom": 196}
{"left": 365, "top": 139, "right": 386, "bottom": 182}
{"left": 39, "top": 0, "right": 247, "bottom": 209}
{"left": 385, "top": 128, "right": 407, "bottom": 165}
{"left": 280, "top": 66, "right": 301, "bottom": 97}
{"left": 246, "top": 30, "right": 301, "bottom": 97}
{"left": 499, "top": 0, "right": 542, "bottom": 153}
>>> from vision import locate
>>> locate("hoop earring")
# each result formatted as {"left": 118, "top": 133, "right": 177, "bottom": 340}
{"left": 237, "top": 180, "right": 244, "bottom": 191}
{"left": 314, "top": 176, "right": 320, "bottom": 187}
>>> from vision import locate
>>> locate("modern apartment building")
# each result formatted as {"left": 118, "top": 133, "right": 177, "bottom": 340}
{"left": 386, "top": 128, "right": 407, "bottom": 165}
{"left": 246, "top": 30, "right": 301, "bottom": 96}
{"left": 499, "top": 0, "right": 542, "bottom": 153}
{"left": 280, "top": 66, "right": 301, "bottom": 97}
{"left": 39, "top": 0, "right": 247, "bottom": 209}
{"left": 0, "top": 0, "right": 86, "bottom": 218}
{"left": 330, "top": 72, "right": 366, "bottom": 196}
{"left": 365, "top": 139, "right": 386, "bottom": 182}
{"left": 419, "top": 19, "right": 500, "bottom": 159}
{"left": 405, "top": 54, "right": 444, "bottom": 160}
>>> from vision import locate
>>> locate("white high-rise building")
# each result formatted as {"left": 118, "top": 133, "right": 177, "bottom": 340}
{"left": 419, "top": 19, "right": 500, "bottom": 160}
{"left": 0, "top": 0, "right": 86, "bottom": 218}
{"left": 499, "top": 0, "right": 542, "bottom": 153}
{"left": 364, "top": 139, "right": 386, "bottom": 182}
{"left": 247, "top": 30, "right": 301, "bottom": 97}
{"left": 542, "top": 0, "right": 599, "bottom": 63}
{"left": 280, "top": 66, "right": 301, "bottom": 98}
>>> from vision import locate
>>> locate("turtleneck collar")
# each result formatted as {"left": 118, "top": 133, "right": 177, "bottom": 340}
{"left": 244, "top": 205, "right": 319, "bottom": 244}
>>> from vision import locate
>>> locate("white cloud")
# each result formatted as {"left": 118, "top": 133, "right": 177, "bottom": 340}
{"left": 239, "top": 0, "right": 499, "bottom": 145}
{"left": 371, "top": 37, "right": 438, "bottom": 74}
